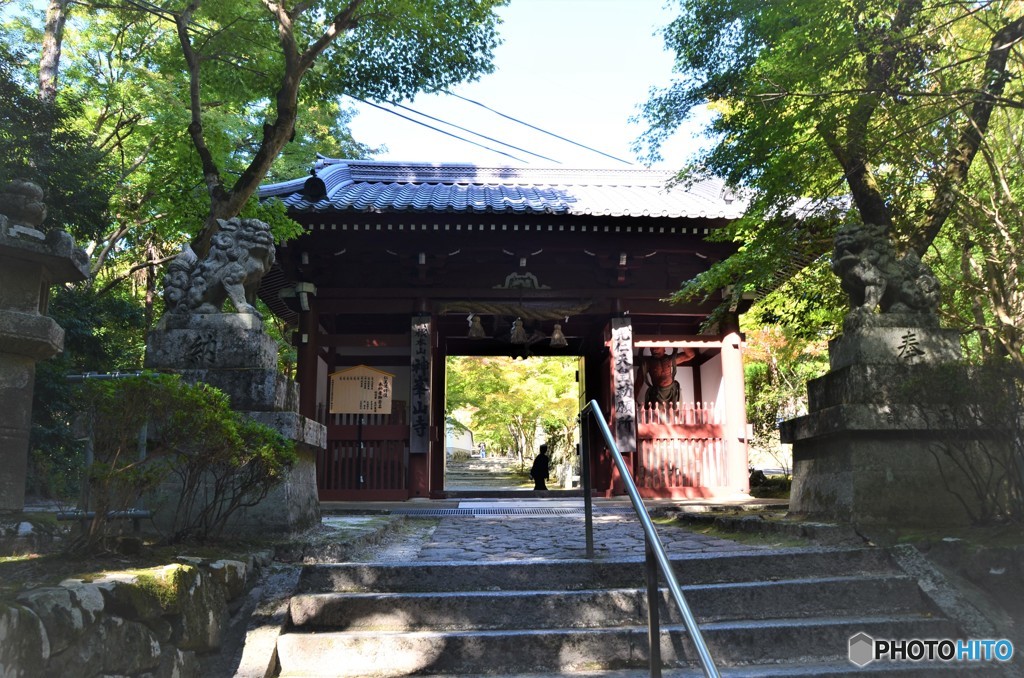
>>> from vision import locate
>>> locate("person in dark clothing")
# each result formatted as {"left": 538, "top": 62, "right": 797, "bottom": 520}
{"left": 530, "top": 444, "right": 550, "bottom": 491}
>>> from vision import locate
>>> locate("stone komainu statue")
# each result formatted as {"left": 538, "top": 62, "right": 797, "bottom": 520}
{"left": 163, "top": 217, "right": 275, "bottom": 317}
{"left": 831, "top": 222, "right": 940, "bottom": 323}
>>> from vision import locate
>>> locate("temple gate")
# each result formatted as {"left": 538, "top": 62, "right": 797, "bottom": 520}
{"left": 258, "top": 160, "right": 753, "bottom": 500}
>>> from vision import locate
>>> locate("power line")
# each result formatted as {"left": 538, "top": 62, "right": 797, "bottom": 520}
{"left": 444, "top": 92, "right": 636, "bottom": 166}
{"left": 387, "top": 101, "right": 562, "bottom": 164}
{"left": 351, "top": 97, "right": 529, "bottom": 164}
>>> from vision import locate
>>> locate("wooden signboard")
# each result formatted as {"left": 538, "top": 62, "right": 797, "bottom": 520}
{"left": 329, "top": 365, "right": 394, "bottom": 415}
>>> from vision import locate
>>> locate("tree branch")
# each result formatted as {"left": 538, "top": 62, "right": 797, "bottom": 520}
{"left": 97, "top": 252, "right": 178, "bottom": 295}
{"left": 193, "top": 0, "right": 364, "bottom": 253}
{"left": 912, "top": 14, "right": 1024, "bottom": 256}
{"left": 173, "top": 1, "right": 226, "bottom": 208}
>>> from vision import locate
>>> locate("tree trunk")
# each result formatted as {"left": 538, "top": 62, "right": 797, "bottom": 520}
{"left": 39, "top": 0, "right": 70, "bottom": 105}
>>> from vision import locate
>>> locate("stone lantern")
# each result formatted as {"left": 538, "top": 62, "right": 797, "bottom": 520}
{"left": 0, "top": 180, "right": 89, "bottom": 512}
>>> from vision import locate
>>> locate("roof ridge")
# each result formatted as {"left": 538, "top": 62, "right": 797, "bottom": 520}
{"left": 313, "top": 158, "right": 677, "bottom": 187}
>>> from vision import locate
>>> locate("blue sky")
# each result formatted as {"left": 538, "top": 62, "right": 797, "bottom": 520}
{"left": 346, "top": 0, "right": 708, "bottom": 170}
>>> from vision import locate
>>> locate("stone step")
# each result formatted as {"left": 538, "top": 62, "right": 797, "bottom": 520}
{"left": 288, "top": 664, "right": 1003, "bottom": 677}
{"left": 297, "top": 548, "right": 899, "bottom": 593}
{"left": 290, "top": 574, "right": 925, "bottom": 630}
{"left": 278, "top": 546, "right": 989, "bottom": 677}
{"left": 275, "top": 615, "right": 960, "bottom": 677}
{"left": 442, "top": 489, "right": 583, "bottom": 498}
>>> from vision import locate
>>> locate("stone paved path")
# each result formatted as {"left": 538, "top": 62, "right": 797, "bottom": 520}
{"left": 351, "top": 502, "right": 763, "bottom": 563}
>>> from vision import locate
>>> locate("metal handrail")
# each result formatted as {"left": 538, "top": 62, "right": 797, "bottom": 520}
{"left": 580, "top": 399, "right": 720, "bottom": 678}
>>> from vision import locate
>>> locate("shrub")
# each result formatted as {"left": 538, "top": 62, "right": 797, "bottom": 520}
{"left": 73, "top": 373, "right": 295, "bottom": 552}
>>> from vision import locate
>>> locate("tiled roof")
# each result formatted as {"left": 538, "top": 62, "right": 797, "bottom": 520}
{"left": 258, "top": 159, "right": 747, "bottom": 220}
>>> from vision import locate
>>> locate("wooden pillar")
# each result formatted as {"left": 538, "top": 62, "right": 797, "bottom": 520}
{"left": 296, "top": 293, "right": 319, "bottom": 421}
{"left": 608, "top": 317, "right": 636, "bottom": 495}
{"left": 720, "top": 314, "right": 750, "bottom": 494}
{"left": 408, "top": 314, "right": 431, "bottom": 497}
{"left": 429, "top": 333, "right": 446, "bottom": 497}
{"left": 610, "top": 317, "right": 637, "bottom": 452}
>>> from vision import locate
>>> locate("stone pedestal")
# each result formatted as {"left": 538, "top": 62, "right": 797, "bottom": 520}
{"left": 145, "top": 313, "right": 322, "bottom": 534}
{"left": 0, "top": 223, "right": 88, "bottom": 511}
{"left": 780, "top": 322, "right": 987, "bottom": 527}
{"left": 145, "top": 314, "right": 298, "bottom": 411}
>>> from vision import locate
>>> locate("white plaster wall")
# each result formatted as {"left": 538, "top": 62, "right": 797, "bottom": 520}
{"left": 699, "top": 352, "right": 725, "bottom": 419}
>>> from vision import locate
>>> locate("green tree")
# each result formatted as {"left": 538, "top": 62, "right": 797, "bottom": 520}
{"left": 741, "top": 323, "right": 829, "bottom": 474}
{"left": 74, "top": 372, "right": 297, "bottom": 552}
{"left": 29, "top": 286, "right": 147, "bottom": 499}
{"left": 5, "top": 0, "right": 504, "bottom": 295}
{"left": 44, "top": 0, "right": 504, "bottom": 258}
{"left": 640, "top": 1, "right": 1024, "bottom": 360}
{"left": 0, "top": 40, "right": 110, "bottom": 242}
{"left": 446, "top": 357, "right": 579, "bottom": 469}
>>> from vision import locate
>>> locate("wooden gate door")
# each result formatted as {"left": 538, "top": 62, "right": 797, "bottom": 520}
{"left": 317, "top": 400, "right": 410, "bottom": 500}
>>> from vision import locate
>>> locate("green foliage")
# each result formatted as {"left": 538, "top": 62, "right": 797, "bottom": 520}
{"left": 641, "top": 1, "right": 1024, "bottom": 360}
{"left": 30, "top": 285, "right": 147, "bottom": 500}
{"left": 446, "top": 356, "right": 579, "bottom": 468}
{"left": 73, "top": 373, "right": 296, "bottom": 553}
{"left": 0, "top": 42, "right": 110, "bottom": 241}
{"left": 742, "top": 258, "right": 845, "bottom": 339}
{"left": 932, "top": 107, "right": 1024, "bottom": 363}
{"left": 2, "top": 0, "right": 504, "bottom": 295}
{"left": 749, "top": 473, "right": 791, "bottom": 499}
{"left": 742, "top": 322, "right": 829, "bottom": 472}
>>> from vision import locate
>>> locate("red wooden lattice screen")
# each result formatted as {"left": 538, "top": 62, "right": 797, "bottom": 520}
{"left": 316, "top": 400, "right": 410, "bottom": 501}
{"left": 635, "top": 402, "right": 727, "bottom": 493}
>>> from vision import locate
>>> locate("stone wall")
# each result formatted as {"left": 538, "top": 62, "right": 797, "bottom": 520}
{"left": 0, "top": 553, "right": 268, "bottom": 677}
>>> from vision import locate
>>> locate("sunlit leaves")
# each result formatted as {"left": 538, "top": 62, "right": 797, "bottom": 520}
{"left": 642, "top": 0, "right": 1024, "bottom": 354}
{"left": 446, "top": 356, "right": 578, "bottom": 465}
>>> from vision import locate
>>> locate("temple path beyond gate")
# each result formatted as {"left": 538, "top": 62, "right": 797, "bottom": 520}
{"left": 444, "top": 455, "right": 527, "bottom": 492}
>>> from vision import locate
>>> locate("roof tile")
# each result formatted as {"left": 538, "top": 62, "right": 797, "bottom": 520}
{"left": 258, "top": 159, "right": 747, "bottom": 219}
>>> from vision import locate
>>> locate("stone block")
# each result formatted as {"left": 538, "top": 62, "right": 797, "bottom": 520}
{"left": 229, "top": 446, "right": 321, "bottom": 534}
{"left": 0, "top": 310, "right": 64, "bottom": 360}
{"left": 780, "top": 402, "right": 985, "bottom": 442}
{"left": 246, "top": 410, "right": 327, "bottom": 449}
{"left": 146, "top": 444, "right": 321, "bottom": 537}
{"left": 153, "top": 644, "right": 200, "bottom": 678}
{"left": 783, "top": 356, "right": 1008, "bottom": 527}
{"left": 806, "top": 363, "right": 976, "bottom": 411}
{"left": 46, "top": 615, "right": 163, "bottom": 676}
{"left": 164, "top": 368, "right": 298, "bottom": 412}
{"left": 16, "top": 586, "right": 102, "bottom": 655}
{"left": 0, "top": 603, "right": 49, "bottom": 676}
{"left": 787, "top": 426, "right": 987, "bottom": 526}
{"left": 155, "top": 312, "right": 264, "bottom": 333}
{"left": 94, "top": 575, "right": 166, "bottom": 623}
{"left": 145, "top": 321, "right": 278, "bottom": 371}
{"left": 168, "top": 565, "right": 228, "bottom": 652}
{"left": 0, "top": 258, "right": 44, "bottom": 311}
{"left": 0, "top": 430, "right": 30, "bottom": 512}
{"left": 207, "top": 560, "right": 250, "bottom": 602}
{"left": 828, "top": 325, "right": 961, "bottom": 370}
{"left": 0, "top": 354, "right": 35, "bottom": 429}
{"left": 0, "top": 228, "right": 88, "bottom": 290}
